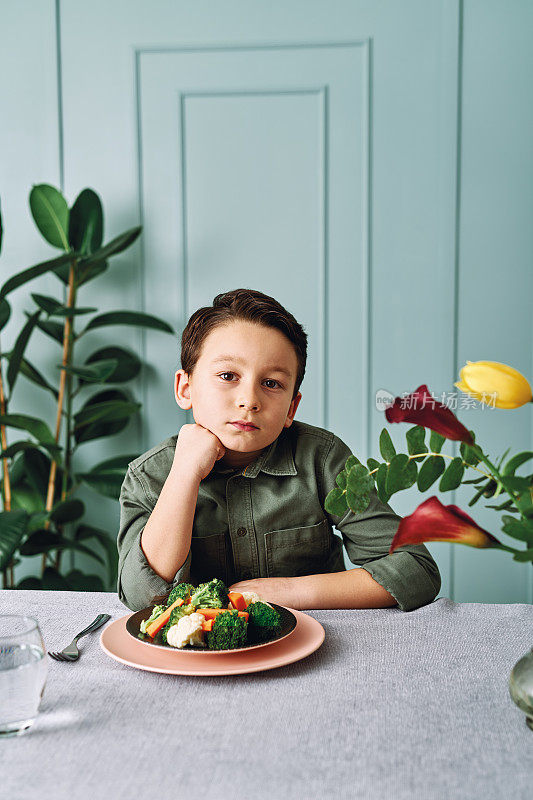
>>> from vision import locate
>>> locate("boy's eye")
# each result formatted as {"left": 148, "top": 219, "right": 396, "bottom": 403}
{"left": 217, "top": 372, "right": 281, "bottom": 389}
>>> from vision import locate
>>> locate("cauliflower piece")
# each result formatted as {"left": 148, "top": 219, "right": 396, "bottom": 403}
{"left": 166, "top": 612, "right": 206, "bottom": 648}
{"left": 240, "top": 590, "right": 274, "bottom": 609}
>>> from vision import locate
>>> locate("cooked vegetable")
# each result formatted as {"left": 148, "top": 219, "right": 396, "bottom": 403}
{"left": 167, "top": 582, "right": 195, "bottom": 606}
{"left": 201, "top": 619, "right": 214, "bottom": 632}
{"left": 196, "top": 607, "right": 248, "bottom": 621}
{"left": 228, "top": 591, "right": 247, "bottom": 611}
{"left": 161, "top": 603, "right": 196, "bottom": 643}
{"left": 190, "top": 578, "right": 229, "bottom": 609}
{"left": 206, "top": 610, "right": 248, "bottom": 650}
{"left": 166, "top": 613, "right": 207, "bottom": 648}
{"left": 145, "top": 597, "right": 184, "bottom": 638}
{"left": 246, "top": 601, "right": 281, "bottom": 643}
{"left": 139, "top": 604, "right": 165, "bottom": 634}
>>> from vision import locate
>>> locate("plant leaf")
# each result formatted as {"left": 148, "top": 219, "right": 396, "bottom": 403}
{"left": 19, "top": 530, "right": 105, "bottom": 565}
{"left": 61, "top": 360, "right": 118, "bottom": 384}
{"left": 460, "top": 440, "right": 481, "bottom": 466}
{"left": 379, "top": 429, "right": 396, "bottom": 462}
{"left": 63, "top": 569, "right": 106, "bottom": 592}
{"left": 73, "top": 398, "right": 140, "bottom": 429}
{"left": 429, "top": 431, "right": 446, "bottom": 454}
{"left": 367, "top": 457, "right": 380, "bottom": 473}
{"left": 386, "top": 454, "right": 417, "bottom": 494}
{"left": 6, "top": 311, "right": 40, "bottom": 396}
{"left": 84, "top": 346, "right": 141, "bottom": 383}
{"left": 68, "top": 188, "right": 103, "bottom": 255}
{"left": 0, "top": 510, "right": 29, "bottom": 571}
{"left": 502, "top": 451, "right": 533, "bottom": 477}
{"left": 501, "top": 515, "right": 533, "bottom": 545}
{"left": 31, "top": 292, "right": 96, "bottom": 317}
{"left": 1, "top": 352, "right": 59, "bottom": 399}
{"left": 375, "top": 462, "right": 391, "bottom": 504}
{"left": 33, "top": 316, "right": 64, "bottom": 343}
{"left": 49, "top": 498, "right": 85, "bottom": 524}
{"left": 29, "top": 184, "right": 69, "bottom": 249}
{"left": 75, "top": 524, "right": 118, "bottom": 587}
{"left": 0, "top": 413, "right": 56, "bottom": 446}
{"left": 417, "top": 455, "right": 445, "bottom": 492}
{"left": 0, "top": 252, "right": 73, "bottom": 300}
{"left": 82, "top": 310, "right": 173, "bottom": 335}
{"left": 335, "top": 471, "right": 347, "bottom": 490}
{"left": 439, "top": 457, "right": 465, "bottom": 492}
{"left": 0, "top": 297, "right": 11, "bottom": 331}
{"left": 512, "top": 548, "right": 533, "bottom": 563}
{"left": 324, "top": 486, "right": 349, "bottom": 517}
{"left": 80, "top": 226, "right": 141, "bottom": 265}
{"left": 406, "top": 425, "right": 426, "bottom": 462}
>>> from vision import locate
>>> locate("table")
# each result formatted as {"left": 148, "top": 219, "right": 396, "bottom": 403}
{"left": 1, "top": 590, "right": 532, "bottom": 800}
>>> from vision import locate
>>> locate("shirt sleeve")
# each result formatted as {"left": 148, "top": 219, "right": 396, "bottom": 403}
{"left": 321, "top": 433, "right": 441, "bottom": 612}
{"left": 117, "top": 466, "right": 191, "bottom": 611}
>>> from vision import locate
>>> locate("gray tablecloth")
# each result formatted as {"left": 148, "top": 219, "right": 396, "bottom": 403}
{"left": 1, "top": 590, "right": 532, "bottom": 800}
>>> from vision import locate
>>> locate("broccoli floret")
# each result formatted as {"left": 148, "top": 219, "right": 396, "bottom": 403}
{"left": 190, "top": 578, "right": 229, "bottom": 609}
{"left": 161, "top": 604, "right": 196, "bottom": 643}
{"left": 246, "top": 602, "right": 281, "bottom": 643}
{"left": 206, "top": 611, "right": 248, "bottom": 650}
{"left": 139, "top": 604, "right": 165, "bottom": 634}
{"left": 167, "top": 582, "right": 194, "bottom": 606}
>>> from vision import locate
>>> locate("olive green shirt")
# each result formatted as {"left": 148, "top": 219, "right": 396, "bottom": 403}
{"left": 117, "top": 420, "right": 441, "bottom": 612}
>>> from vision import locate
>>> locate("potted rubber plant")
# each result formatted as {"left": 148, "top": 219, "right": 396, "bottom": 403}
{"left": 0, "top": 185, "right": 174, "bottom": 591}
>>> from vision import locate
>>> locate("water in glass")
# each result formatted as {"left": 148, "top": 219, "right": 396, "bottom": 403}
{"left": 0, "top": 616, "right": 47, "bottom": 737}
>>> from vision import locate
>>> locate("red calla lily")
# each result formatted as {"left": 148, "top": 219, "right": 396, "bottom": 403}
{"left": 389, "top": 496, "right": 502, "bottom": 554}
{"left": 385, "top": 384, "right": 474, "bottom": 444}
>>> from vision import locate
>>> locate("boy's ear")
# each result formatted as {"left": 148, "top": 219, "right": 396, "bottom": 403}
{"left": 174, "top": 369, "right": 192, "bottom": 410}
{"left": 284, "top": 391, "right": 302, "bottom": 428}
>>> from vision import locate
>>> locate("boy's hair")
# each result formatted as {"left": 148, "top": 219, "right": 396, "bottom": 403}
{"left": 181, "top": 288, "right": 307, "bottom": 399}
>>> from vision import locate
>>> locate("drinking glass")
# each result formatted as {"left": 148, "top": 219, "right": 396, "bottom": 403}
{"left": 0, "top": 615, "right": 48, "bottom": 737}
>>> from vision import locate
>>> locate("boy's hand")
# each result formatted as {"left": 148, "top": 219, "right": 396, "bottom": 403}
{"left": 172, "top": 423, "right": 226, "bottom": 483}
{"left": 228, "top": 577, "right": 303, "bottom": 609}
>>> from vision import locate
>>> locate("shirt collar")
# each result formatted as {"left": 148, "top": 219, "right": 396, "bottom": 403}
{"left": 241, "top": 427, "right": 297, "bottom": 478}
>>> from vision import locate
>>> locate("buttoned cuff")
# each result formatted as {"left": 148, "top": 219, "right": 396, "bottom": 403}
{"left": 361, "top": 551, "right": 441, "bottom": 612}
{"left": 118, "top": 531, "right": 192, "bottom": 611}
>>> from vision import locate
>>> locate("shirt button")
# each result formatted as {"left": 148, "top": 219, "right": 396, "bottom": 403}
{"left": 237, "top": 527, "right": 247, "bottom": 537}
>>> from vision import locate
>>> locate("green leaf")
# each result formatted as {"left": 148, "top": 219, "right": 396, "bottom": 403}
{"left": 77, "top": 469, "right": 124, "bottom": 500}
{"left": 22, "top": 448, "right": 51, "bottom": 497}
{"left": 0, "top": 252, "right": 73, "bottom": 300}
{"left": 61, "top": 360, "right": 118, "bottom": 384}
{"left": 73, "top": 389, "right": 136, "bottom": 445}
{"left": 367, "top": 457, "right": 380, "bottom": 473}
{"left": 386, "top": 454, "right": 417, "bottom": 494}
{"left": 345, "top": 465, "right": 374, "bottom": 513}
{"left": 75, "top": 259, "right": 108, "bottom": 287}
{"left": 406, "top": 425, "right": 426, "bottom": 462}
{"left": 80, "top": 225, "right": 141, "bottom": 265}
{"left": 335, "top": 471, "right": 347, "bottom": 490}
{"left": 29, "top": 184, "right": 69, "bottom": 249}
{"left": 0, "top": 510, "right": 29, "bottom": 571}
{"left": 324, "top": 486, "right": 349, "bottom": 517}
{"left": 75, "top": 524, "right": 118, "bottom": 587}
{"left": 429, "top": 431, "right": 446, "bottom": 453}
{"left": 0, "top": 413, "right": 56, "bottom": 445}
{"left": 84, "top": 346, "right": 141, "bottom": 383}
{"left": 0, "top": 297, "right": 11, "bottom": 331}
{"left": 10, "top": 485, "right": 45, "bottom": 514}
{"left": 41, "top": 567, "right": 71, "bottom": 590}
{"left": 16, "top": 577, "right": 43, "bottom": 590}
{"left": 64, "top": 569, "right": 106, "bottom": 592}
{"left": 68, "top": 188, "right": 103, "bottom": 255}
{"left": 0, "top": 440, "right": 60, "bottom": 461}
{"left": 501, "top": 476, "right": 531, "bottom": 493}
{"left": 34, "top": 316, "right": 64, "bottom": 343}
{"left": 503, "top": 451, "right": 533, "bottom": 477}
{"left": 345, "top": 455, "right": 362, "bottom": 471}
{"left": 460, "top": 441, "right": 481, "bottom": 466}
{"left": 73, "top": 398, "right": 140, "bottom": 430}
{"left": 468, "top": 484, "right": 488, "bottom": 507}
{"left": 49, "top": 498, "right": 85, "bottom": 524}
{"left": 82, "top": 310, "right": 173, "bottom": 335}
{"left": 31, "top": 292, "right": 96, "bottom": 317}
{"left": 19, "top": 530, "right": 105, "bottom": 565}
{"left": 379, "top": 429, "right": 396, "bottom": 462}
{"left": 439, "top": 457, "right": 465, "bottom": 492}
{"left": 512, "top": 548, "right": 533, "bottom": 563}
{"left": 485, "top": 499, "right": 517, "bottom": 512}
{"left": 1, "top": 353, "right": 59, "bottom": 399}
{"left": 6, "top": 311, "right": 40, "bottom": 396}
{"left": 501, "top": 515, "right": 533, "bottom": 545}
{"left": 375, "top": 462, "right": 391, "bottom": 504}
{"left": 417, "top": 455, "right": 445, "bottom": 491}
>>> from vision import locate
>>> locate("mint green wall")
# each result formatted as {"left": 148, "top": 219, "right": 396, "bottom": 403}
{"left": 0, "top": 1, "right": 531, "bottom": 602}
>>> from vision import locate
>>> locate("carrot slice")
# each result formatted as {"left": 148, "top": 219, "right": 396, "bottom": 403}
{"left": 145, "top": 597, "right": 183, "bottom": 638}
{"left": 201, "top": 619, "right": 214, "bottom": 632}
{"left": 228, "top": 591, "right": 247, "bottom": 611}
{"left": 196, "top": 608, "right": 249, "bottom": 622}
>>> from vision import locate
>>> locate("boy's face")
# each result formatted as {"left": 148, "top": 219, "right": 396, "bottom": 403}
{"left": 175, "top": 319, "right": 302, "bottom": 466}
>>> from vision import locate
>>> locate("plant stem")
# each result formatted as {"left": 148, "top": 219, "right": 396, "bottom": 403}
{"left": 0, "top": 332, "right": 13, "bottom": 587}
{"left": 367, "top": 451, "right": 492, "bottom": 480}
{"left": 42, "top": 258, "right": 77, "bottom": 576}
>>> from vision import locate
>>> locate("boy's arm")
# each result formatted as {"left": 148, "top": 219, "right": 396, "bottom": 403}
{"left": 117, "top": 464, "right": 195, "bottom": 611}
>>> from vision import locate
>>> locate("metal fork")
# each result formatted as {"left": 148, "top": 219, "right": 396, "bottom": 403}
{"left": 48, "top": 614, "right": 111, "bottom": 662}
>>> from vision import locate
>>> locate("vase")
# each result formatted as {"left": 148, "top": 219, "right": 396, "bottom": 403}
{"left": 509, "top": 646, "right": 533, "bottom": 730}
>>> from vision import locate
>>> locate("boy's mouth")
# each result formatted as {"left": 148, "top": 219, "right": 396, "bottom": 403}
{"left": 230, "top": 421, "right": 259, "bottom": 431}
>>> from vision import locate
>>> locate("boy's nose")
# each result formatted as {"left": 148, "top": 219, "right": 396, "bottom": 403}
{"left": 238, "top": 395, "right": 260, "bottom": 411}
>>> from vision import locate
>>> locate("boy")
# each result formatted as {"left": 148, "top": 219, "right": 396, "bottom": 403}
{"left": 118, "top": 289, "right": 440, "bottom": 612}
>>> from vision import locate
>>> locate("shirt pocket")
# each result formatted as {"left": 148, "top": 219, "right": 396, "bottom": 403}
{"left": 264, "top": 519, "right": 331, "bottom": 578}
{"left": 190, "top": 532, "right": 228, "bottom": 585}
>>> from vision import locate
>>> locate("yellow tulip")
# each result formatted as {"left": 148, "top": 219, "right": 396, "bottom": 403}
{"left": 455, "top": 361, "right": 532, "bottom": 409}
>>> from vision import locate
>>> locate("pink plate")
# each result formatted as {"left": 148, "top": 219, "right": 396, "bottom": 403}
{"left": 100, "top": 608, "right": 325, "bottom": 676}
